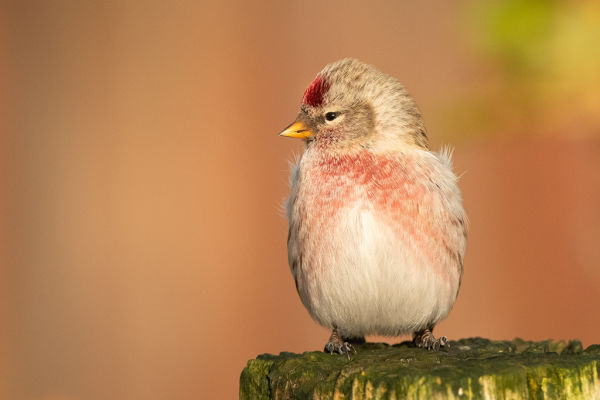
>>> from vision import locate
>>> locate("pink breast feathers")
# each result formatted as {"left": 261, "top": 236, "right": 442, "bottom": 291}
{"left": 305, "top": 151, "right": 454, "bottom": 276}
{"left": 302, "top": 76, "right": 329, "bottom": 107}
{"left": 311, "top": 151, "right": 422, "bottom": 205}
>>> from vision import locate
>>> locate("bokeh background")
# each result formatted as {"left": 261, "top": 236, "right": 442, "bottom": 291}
{"left": 2, "top": 0, "right": 599, "bottom": 399}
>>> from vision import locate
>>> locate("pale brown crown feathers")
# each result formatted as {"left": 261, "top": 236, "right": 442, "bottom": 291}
{"left": 301, "top": 58, "right": 429, "bottom": 149}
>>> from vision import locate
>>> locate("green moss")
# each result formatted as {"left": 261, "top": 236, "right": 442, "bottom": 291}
{"left": 239, "top": 358, "right": 273, "bottom": 400}
{"left": 240, "top": 338, "right": 600, "bottom": 399}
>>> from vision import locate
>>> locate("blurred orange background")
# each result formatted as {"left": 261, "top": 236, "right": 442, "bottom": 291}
{"left": 2, "top": 1, "right": 599, "bottom": 399}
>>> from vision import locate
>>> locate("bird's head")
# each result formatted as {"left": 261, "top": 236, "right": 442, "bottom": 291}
{"left": 279, "top": 58, "right": 429, "bottom": 150}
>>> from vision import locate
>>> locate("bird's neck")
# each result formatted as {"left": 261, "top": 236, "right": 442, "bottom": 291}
{"left": 302, "top": 145, "right": 413, "bottom": 182}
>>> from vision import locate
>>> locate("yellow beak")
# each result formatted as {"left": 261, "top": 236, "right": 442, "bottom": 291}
{"left": 279, "top": 121, "right": 313, "bottom": 139}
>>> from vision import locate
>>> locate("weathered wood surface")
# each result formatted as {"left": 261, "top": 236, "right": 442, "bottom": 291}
{"left": 240, "top": 338, "right": 600, "bottom": 399}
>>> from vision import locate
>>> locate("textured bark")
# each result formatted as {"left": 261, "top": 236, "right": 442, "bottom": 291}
{"left": 240, "top": 338, "right": 600, "bottom": 399}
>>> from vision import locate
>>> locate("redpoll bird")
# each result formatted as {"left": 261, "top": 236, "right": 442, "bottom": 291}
{"left": 280, "top": 59, "right": 467, "bottom": 354}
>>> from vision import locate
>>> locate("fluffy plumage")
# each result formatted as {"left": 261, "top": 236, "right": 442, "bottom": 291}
{"left": 282, "top": 58, "right": 467, "bottom": 353}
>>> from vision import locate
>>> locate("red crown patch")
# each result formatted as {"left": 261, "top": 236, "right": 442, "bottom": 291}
{"left": 302, "top": 76, "right": 329, "bottom": 107}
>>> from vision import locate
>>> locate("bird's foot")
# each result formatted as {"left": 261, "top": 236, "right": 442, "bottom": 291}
{"left": 413, "top": 328, "right": 449, "bottom": 351}
{"left": 324, "top": 328, "right": 356, "bottom": 358}
{"left": 324, "top": 340, "right": 355, "bottom": 356}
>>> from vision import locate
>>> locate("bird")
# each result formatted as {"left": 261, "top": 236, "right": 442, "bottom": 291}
{"left": 279, "top": 58, "right": 467, "bottom": 355}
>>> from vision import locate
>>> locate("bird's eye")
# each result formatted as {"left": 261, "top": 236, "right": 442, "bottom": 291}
{"left": 325, "top": 112, "right": 338, "bottom": 122}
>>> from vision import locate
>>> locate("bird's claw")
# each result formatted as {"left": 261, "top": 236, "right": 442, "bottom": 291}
{"left": 324, "top": 340, "right": 355, "bottom": 358}
{"left": 414, "top": 330, "right": 449, "bottom": 351}
{"left": 420, "top": 335, "right": 448, "bottom": 351}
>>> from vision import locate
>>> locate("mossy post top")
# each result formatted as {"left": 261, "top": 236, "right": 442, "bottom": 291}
{"left": 240, "top": 338, "right": 600, "bottom": 400}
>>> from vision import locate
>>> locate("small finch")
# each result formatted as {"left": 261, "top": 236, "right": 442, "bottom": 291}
{"left": 280, "top": 59, "right": 467, "bottom": 354}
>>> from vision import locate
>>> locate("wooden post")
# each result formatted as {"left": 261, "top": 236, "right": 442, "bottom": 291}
{"left": 240, "top": 338, "right": 600, "bottom": 399}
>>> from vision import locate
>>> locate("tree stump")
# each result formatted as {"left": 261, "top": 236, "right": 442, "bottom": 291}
{"left": 240, "top": 338, "right": 600, "bottom": 399}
